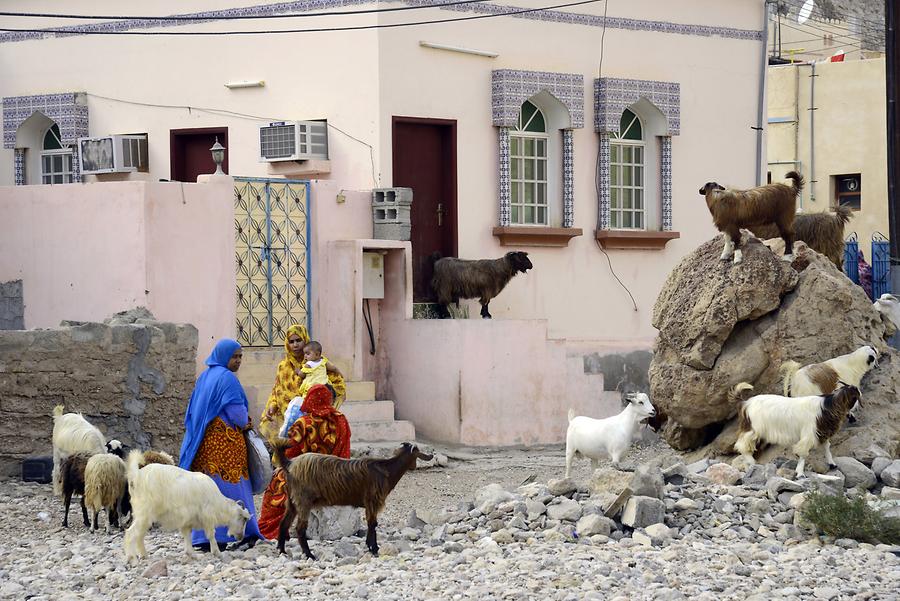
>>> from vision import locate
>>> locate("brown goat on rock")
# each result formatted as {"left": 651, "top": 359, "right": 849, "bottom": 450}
{"left": 699, "top": 171, "right": 804, "bottom": 265}
{"left": 431, "top": 251, "right": 532, "bottom": 318}
{"left": 273, "top": 441, "right": 432, "bottom": 560}
{"left": 748, "top": 205, "right": 852, "bottom": 268}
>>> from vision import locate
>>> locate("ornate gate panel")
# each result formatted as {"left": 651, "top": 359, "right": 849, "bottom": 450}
{"left": 234, "top": 178, "right": 311, "bottom": 346}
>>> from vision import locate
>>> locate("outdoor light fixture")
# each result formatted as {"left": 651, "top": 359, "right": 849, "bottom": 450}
{"left": 210, "top": 137, "right": 226, "bottom": 175}
{"left": 224, "top": 80, "right": 265, "bottom": 89}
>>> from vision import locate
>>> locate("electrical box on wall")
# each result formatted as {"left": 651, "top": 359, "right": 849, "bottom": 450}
{"left": 362, "top": 252, "right": 385, "bottom": 299}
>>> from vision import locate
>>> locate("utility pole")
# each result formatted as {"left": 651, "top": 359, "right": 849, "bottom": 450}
{"left": 887, "top": 0, "right": 900, "bottom": 318}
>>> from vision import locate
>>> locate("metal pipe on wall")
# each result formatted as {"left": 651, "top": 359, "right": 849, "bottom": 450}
{"left": 809, "top": 61, "right": 817, "bottom": 204}
{"left": 756, "top": 0, "right": 771, "bottom": 186}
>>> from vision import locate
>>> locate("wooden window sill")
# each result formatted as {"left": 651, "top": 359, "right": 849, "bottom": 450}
{"left": 594, "top": 229, "right": 680, "bottom": 250}
{"left": 492, "top": 226, "right": 583, "bottom": 247}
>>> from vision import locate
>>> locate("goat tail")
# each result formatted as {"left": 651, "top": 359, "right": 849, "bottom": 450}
{"left": 125, "top": 449, "right": 143, "bottom": 487}
{"left": 729, "top": 382, "right": 755, "bottom": 404}
{"left": 271, "top": 437, "right": 292, "bottom": 469}
{"left": 780, "top": 360, "right": 802, "bottom": 396}
{"left": 53, "top": 404, "right": 65, "bottom": 418}
{"left": 567, "top": 408, "right": 575, "bottom": 423}
{"left": 833, "top": 204, "right": 853, "bottom": 225}
{"left": 785, "top": 171, "right": 805, "bottom": 193}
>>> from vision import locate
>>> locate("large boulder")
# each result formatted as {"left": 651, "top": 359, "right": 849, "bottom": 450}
{"left": 650, "top": 234, "right": 900, "bottom": 460}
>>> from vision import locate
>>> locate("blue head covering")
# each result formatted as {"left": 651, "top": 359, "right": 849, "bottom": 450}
{"left": 178, "top": 339, "right": 248, "bottom": 469}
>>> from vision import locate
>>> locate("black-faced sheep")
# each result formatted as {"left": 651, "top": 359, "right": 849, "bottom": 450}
{"left": 698, "top": 171, "right": 804, "bottom": 264}
{"left": 52, "top": 405, "right": 106, "bottom": 497}
{"left": 124, "top": 450, "right": 250, "bottom": 562}
{"left": 273, "top": 441, "right": 432, "bottom": 560}
{"left": 748, "top": 205, "right": 852, "bottom": 268}
{"left": 430, "top": 251, "right": 532, "bottom": 318}
{"left": 731, "top": 382, "right": 860, "bottom": 478}
{"left": 60, "top": 453, "right": 91, "bottom": 528}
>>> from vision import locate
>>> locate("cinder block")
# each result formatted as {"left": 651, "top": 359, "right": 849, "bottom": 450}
{"left": 373, "top": 222, "right": 411, "bottom": 241}
{"left": 372, "top": 187, "right": 413, "bottom": 206}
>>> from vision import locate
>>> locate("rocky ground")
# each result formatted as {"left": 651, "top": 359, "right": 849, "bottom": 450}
{"left": 1, "top": 438, "right": 899, "bottom": 601}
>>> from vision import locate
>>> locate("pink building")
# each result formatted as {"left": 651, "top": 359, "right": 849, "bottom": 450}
{"left": 0, "top": 0, "right": 768, "bottom": 445}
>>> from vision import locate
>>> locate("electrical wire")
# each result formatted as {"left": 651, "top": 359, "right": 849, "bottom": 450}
{"left": 0, "top": 0, "right": 605, "bottom": 36}
{"left": 86, "top": 92, "right": 380, "bottom": 186}
{"left": 0, "top": 1, "right": 494, "bottom": 21}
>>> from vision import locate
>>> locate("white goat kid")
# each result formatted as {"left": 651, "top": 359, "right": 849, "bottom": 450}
{"left": 565, "top": 393, "right": 656, "bottom": 478}
{"left": 52, "top": 405, "right": 106, "bottom": 497}
{"left": 124, "top": 450, "right": 250, "bottom": 562}
{"left": 874, "top": 294, "right": 900, "bottom": 332}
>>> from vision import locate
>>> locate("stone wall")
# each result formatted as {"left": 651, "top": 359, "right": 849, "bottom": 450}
{"left": 0, "top": 280, "right": 24, "bottom": 330}
{"left": 0, "top": 310, "right": 197, "bottom": 477}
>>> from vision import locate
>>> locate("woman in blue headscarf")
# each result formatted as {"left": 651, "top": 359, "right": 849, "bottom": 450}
{"left": 179, "top": 338, "right": 263, "bottom": 552}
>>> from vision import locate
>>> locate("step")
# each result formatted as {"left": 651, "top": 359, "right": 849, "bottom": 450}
{"left": 350, "top": 420, "right": 416, "bottom": 443}
{"left": 340, "top": 400, "right": 397, "bottom": 423}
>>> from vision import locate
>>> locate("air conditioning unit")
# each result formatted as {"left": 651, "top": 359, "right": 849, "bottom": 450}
{"left": 77, "top": 134, "right": 148, "bottom": 174}
{"left": 259, "top": 120, "right": 328, "bottom": 162}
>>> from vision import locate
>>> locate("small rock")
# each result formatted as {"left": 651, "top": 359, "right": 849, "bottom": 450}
{"left": 674, "top": 498, "right": 699, "bottom": 511}
{"left": 629, "top": 464, "right": 665, "bottom": 499}
{"left": 632, "top": 531, "right": 653, "bottom": 547}
{"left": 575, "top": 514, "right": 614, "bottom": 537}
{"left": 686, "top": 459, "right": 710, "bottom": 474}
{"left": 804, "top": 472, "right": 845, "bottom": 496}
{"left": 880, "top": 461, "right": 900, "bottom": 487}
{"left": 355, "top": 585, "right": 369, "bottom": 599}
{"left": 546, "top": 498, "right": 582, "bottom": 522}
{"left": 835, "top": 538, "right": 859, "bottom": 549}
{"left": 621, "top": 496, "right": 665, "bottom": 528}
{"left": 881, "top": 486, "right": 900, "bottom": 501}
{"left": 766, "top": 477, "right": 805, "bottom": 499}
{"left": 834, "top": 457, "right": 877, "bottom": 490}
{"left": 872, "top": 457, "right": 892, "bottom": 479}
{"left": 491, "top": 529, "right": 514, "bottom": 544}
{"left": 705, "top": 463, "right": 743, "bottom": 486}
{"left": 142, "top": 560, "right": 168, "bottom": 578}
{"left": 547, "top": 478, "right": 577, "bottom": 497}
{"left": 746, "top": 498, "right": 771, "bottom": 515}
{"left": 644, "top": 523, "right": 672, "bottom": 540}
{"left": 813, "top": 587, "right": 841, "bottom": 600}
{"left": 442, "top": 541, "right": 463, "bottom": 553}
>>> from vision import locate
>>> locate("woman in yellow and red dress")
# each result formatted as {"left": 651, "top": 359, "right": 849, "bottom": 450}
{"left": 257, "top": 383, "right": 351, "bottom": 540}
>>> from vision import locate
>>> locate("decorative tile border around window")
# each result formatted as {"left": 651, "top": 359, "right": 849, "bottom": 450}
{"left": 498, "top": 128, "right": 511, "bottom": 227}
{"left": 598, "top": 134, "right": 611, "bottom": 230}
{"left": 14, "top": 148, "right": 25, "bottom": 186}
{"left": 661, "top": 136, "right": 673, "bottom": 231}
{"left": 594, "top": 79, "right": 680, "bottom": 136}
{"left": 3, "top": 92, "right": 89, "bottom": 149}
{"left": 563, "top": 130, "right": 574, "bottom": 228}
{"left": 0, "top": 1, "right": 763, "bottom": 44}
{"left": 492, "top": 70, "right": 584, "bottom": 129}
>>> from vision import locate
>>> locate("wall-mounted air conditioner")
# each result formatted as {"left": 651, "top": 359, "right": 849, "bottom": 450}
{"left": 77, "top": 134, "right": 148, "bottom": 174}
{"left": 259, "top": 120, "right": 328, "bottom": 162}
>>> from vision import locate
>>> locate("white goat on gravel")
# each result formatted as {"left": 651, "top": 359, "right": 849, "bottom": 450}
{"left": 124, "top": 450, "right": 250, "bottom": 562}
{"left": 565, "top": 393, "right": 656, "bottom": 478}
{"left": 52, "top": 405, "right": 106, "bottom": 497}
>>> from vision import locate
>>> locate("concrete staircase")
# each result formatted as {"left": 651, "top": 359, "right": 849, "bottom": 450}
{"left": 237, "top": 348, "right": 415, "bottom": 442}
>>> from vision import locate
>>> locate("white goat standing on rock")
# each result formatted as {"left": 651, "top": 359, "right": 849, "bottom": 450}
{"left": 565, "top": 393, "right": 656, "bottom": 478}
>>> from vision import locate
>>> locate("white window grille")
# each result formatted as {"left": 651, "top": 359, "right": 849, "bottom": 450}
{"left": 609, "top": 109, "right": 645, "bottom": 229}
{"left": 509, "top": 101, "right": 549, "bottom": 225}
{"left": 40, "top": 124, "right": 73, "bottom": 184}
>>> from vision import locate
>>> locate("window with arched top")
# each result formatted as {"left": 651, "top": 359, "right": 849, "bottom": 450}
{"left": 609, "top": 109, "right": 645, "bottom": 229}
{"left": 509, "top": 101, "right": 549, "bottom": 225}
{"left": 41, "top": 123, "right": 74, "bottom": 184}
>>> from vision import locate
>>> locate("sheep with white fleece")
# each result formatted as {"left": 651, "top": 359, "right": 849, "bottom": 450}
{"left": 781, "top": 345, "right": 879, "bottom": 423}
{"left": 124, "top": 450, "right": 250, "bottom": 562}
{"left": 84, "top": 453, "right": 128, "bottom": 532}
{"left": 52, "top": 405, "right": 106, "bottom": 497}
{"left": 565, "top": 392, "right": 656, "bottom": 478}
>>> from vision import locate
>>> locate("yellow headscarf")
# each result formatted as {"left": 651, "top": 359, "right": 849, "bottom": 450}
{"left": 259, "top": 324, "right": 346, "bottom": 440}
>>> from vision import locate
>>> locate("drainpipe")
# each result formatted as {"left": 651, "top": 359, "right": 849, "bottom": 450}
{"left": 809, "top": 61, "right": 817, "bottom": 205}
{"left": 795, "top": 63, "right": 802, "bottom": 210}
{"left": 756, "top": 0, "right": 771, "bottom": 185}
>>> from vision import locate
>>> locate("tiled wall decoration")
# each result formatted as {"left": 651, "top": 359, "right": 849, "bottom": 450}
{"left": 14, "top": 148, "right": 25, "bottom": 186}
{"left": 3, "top": 93, "right": 89, "bottom": 149}
{"left": 661, "top": 136, "right": 673, "bottom": 231}
{"left": 594, "top": 78, "right": 680, "bottom": 136}
{"left": 498, "top": 127, "right": 511, "bottom": 227}
{"left": 598, "top": 134, "right": 611, "bottom": 230}
{"left": 0, "top": 1, "right": 764, "bottom": 44}
{"left": 563, "top": 129, "right": 574, "bottom": 228}
{"left": 492, "top": 70, "right": 584, "bottom": 129}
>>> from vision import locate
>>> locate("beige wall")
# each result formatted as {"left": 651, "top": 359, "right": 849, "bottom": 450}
{"left": 0, "top": 180, "right": 235, "bottom": 370}
{"left": 767, "top": 59, "right": 888, "bottom": 253}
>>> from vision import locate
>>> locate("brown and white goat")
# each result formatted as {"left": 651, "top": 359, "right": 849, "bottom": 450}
{"left": 748, "top": 205, "right": 852, "bottom": 268}
{"left": 731, "top": 382, "right": 860, "bottom": 478}
{"left": 699, "top": 171, "right": 804, "bottom": 264}
{"left": 273, "top": 441, "right": 432, "bottom": 560}
{"left": 431, "top": 251, "right": 532, "bottom": 318}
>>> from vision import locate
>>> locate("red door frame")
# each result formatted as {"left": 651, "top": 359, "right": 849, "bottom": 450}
{"left": 169, "top": 127, "right": 229, "bottom": 182}
{"left": 391, "top": 116, "right": 458, "bottom": 259}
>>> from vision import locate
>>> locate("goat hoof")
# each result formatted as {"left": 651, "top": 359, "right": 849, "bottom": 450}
{"left": 369, "top": 547, "right": 379, "bottom": 557}
{"left": 828, "top": 463, "right": 837, "bottom": 469}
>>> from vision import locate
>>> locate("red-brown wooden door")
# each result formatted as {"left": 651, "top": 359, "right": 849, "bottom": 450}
{"left": 170, "top": 127, "right": 228, "bottom": 182}
{"left": 392, "top": 117, "right": 457, "bottom": 302}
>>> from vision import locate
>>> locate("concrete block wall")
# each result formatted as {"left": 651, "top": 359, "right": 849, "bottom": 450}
{"left": 0, "top": 280, "right": 24, "bottom": 330}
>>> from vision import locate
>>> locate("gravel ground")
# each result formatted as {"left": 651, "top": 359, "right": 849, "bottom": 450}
{"left": 2, "top": 438, "right": 898, "bottom": 601}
